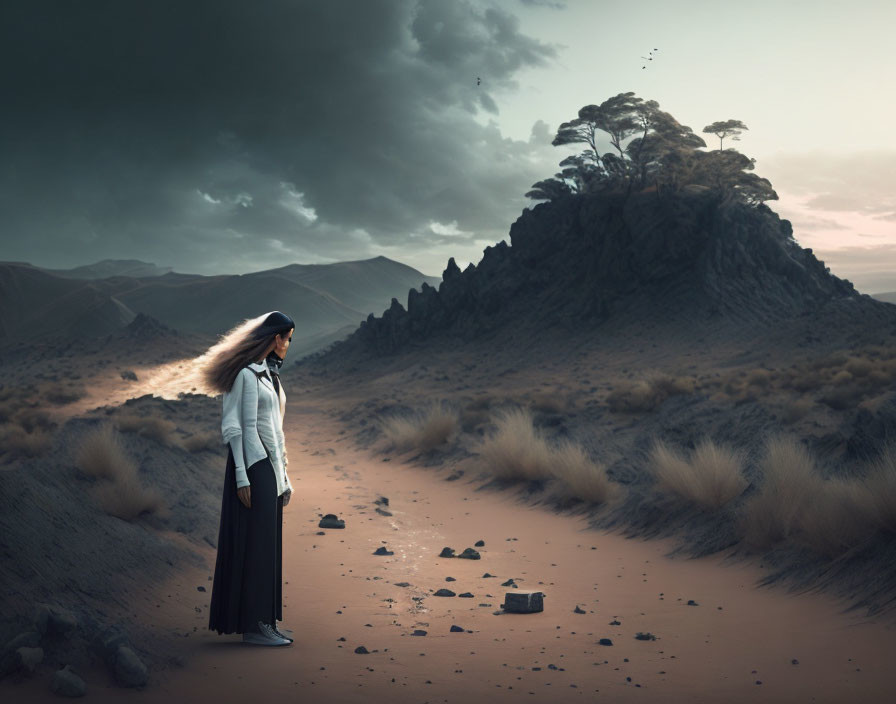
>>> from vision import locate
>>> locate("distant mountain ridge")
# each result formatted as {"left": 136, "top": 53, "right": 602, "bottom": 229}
{"left": 0, "top": 256, "right": 440, "bottom": 357}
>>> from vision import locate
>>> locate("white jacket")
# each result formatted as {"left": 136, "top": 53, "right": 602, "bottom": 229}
{"left": 221, "top": 360, "right": 292, "bottom": 497}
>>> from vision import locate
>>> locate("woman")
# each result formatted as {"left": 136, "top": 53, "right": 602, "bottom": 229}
{"left": 202, "top": 310, "right": 296, "bottom": 646}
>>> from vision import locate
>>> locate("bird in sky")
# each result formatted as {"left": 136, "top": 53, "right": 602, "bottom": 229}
{"left": 641, "top": 48, "right": 658, "bottom": 69}
{"left": 476, "top": 76, "right": 481, "bottom": 86}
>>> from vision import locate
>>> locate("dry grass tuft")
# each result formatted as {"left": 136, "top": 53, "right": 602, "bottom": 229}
{"left": 778, "top": 397, "right": 812, "bottom": 424}
{"left": 478, "top": 407, "right": 553, "bottom": 481}
{"left": 183, "top": 431, "right": 220, "bottom": 453}
{"left": 607, "top": 372, "right": 695, "bottom": 413}
{"left": 75, "top": 423, "right": 137, "bottom": 481}
{"left": 74, "top": 423, "right": 163, "bottom": 520}
{"left": 549, "top": 439, "right": 619, "bottom": 505}
{"left": 860, "top": 442, "right": 896, "bottom": 534}
{"left": 0, "top": 424, "right": 52, "bottom": 459}
{"left": 738, "top": 435, "right": 819, "bottom": 549}
{"left": 793, "top": 479, "right": 877, "bottom": 557}
{"left": 378, "top": 402, "right": 457, "bottom": 453}
{"left": 647, "top": 437, "right": 747, "bottom": 511}
{"left": 115, "top": 413, "right": 178, "bottom": 446}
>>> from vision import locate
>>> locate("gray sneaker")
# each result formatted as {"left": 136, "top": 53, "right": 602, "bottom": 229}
{"left": 242, "top": 621, "right": 291, "bottom": 646}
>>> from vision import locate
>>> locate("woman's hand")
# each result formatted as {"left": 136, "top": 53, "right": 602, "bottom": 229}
{"left": 237, "top": 485, "right": 251, "bottom": 509}
{"left": 282, "top": 488, "right": 291, "bottom": 507}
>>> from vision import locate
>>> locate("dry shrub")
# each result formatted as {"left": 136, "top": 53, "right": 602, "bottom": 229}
{"left": 608, "top": 372, "right": 695, "bottom": 413}
{"left": 818, "top": 386, "right": 865, "bottom": 411}
{"left": 0, "top": 424, "right": 52, "bottom": 459}
{"left": 74, "top": 423, "right": 163, "bottom": 520}
{"left": 183, "top": 431, "right": 220, "bottom": 453}
{"left": 794, "top": 479, "right": 877, "bottom": 557}
{"left": 41, "top": 382, "right": 87, "bottom": 405}
{"left": 844, "top": 356, "right": 873, "bottom": 378}
{"left": 93, "top": 471, "right": 163, "bottom": 521}
{"left": 378, "top": 402, "right": 457, "bottom": 453}
{"left": 459, "top": 408, "right": 490, "bottom": 433}
{"left": 478, "top": 407, "right": 553, "bottom": 481}
{"left": 549, "top": 439, "right": 618, "bottom": 505}
{"left": 529, "top": 390, "right": 571, "bottom": 415}
{"left": 648, "top": 438, "right": 747, "bottom": 511}
{"left": 75, "top": 423, "right": 136, "bottom": 480}
{"left": 744, "top": 369, "right": 774, "bottom": 389}
{"left": 778, "top": 397, "right": 812, "bottom": 424}
{"left": 738, "top": 435, "right": 819, "bottom": 549}
{"left": 11, "top": 407, "right": 56, "bottom": 433}
{"left": 861, "top": 442, "right": 896, "bottom": 534}
{"left": 115, "top": 413, "right": 177, "bottom": 446}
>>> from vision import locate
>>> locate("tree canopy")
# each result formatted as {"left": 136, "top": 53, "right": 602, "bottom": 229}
{"left": 528, "top": 93, "right": 776, "bottom": 207}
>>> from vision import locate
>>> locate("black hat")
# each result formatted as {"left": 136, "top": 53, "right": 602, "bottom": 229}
{"left": 252, "top": 311, "right": 295, "bottom": 339}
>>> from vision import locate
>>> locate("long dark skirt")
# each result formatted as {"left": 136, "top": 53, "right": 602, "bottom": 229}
{"left": 208, "top": 446, "right": 284, "bottom": 634}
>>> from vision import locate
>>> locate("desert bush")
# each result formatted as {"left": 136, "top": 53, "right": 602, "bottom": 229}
{"left": 93, "top": 471, "right": 164, "bottom": 521}
{"left": 459, "top": 408, "right": 490, "bottom": 433}
{"left": 478, "top": 406, "right": 553, "bottom": 481}
{"left": 378, "top": 401, "right": 457, "bottom": 453}
{"left": 0, "top": 424, "right": 52, "bottom": 459}
{"left": 183, "top": 431, "right": 220, "bottom": 453}
{"left": 608, "top": 372, "right": 695, "bottom": 413}
{"left": 647, "top": 437, "right": 747, "bottom": 511}
{"left": 11, "top": 407, "right": 56, "bottom": 433}
{"left": 43, "top": 383, "right": 86, "bottom": 405}
{"left": 861, "top": 442, "right": 896, "bottom": 534}
{"left": 737, "top": 435, "right": 819, "bottom": 549}
{"left": 74, "top": 423, "right": 136, "bottom": 481}
{"left": 818, "top": 386, "right": 866, "bottom": 411}
{"left": 549, "top": 439, "right": 619, "bottom": 505}
{"left": 529, "top": 390, "right": 573, "bottom": 415}
{"left": 778, "top": 397, "right": 812, "bottom": 424}
{"left": 74, "top": 423, "right": 163, "bottom": 520}
{"left": 793, "top": 478, "right": 877, "bottom": 557}
{"left": 115, "top": 413, "right": 177, "bottom": 446}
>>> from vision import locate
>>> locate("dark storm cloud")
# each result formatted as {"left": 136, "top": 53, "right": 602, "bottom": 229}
{"left": 519, "top": 0, "right": 567, "bottom": 8}
{"left": 0, "top": 0, "right": 560, "bottom": 274}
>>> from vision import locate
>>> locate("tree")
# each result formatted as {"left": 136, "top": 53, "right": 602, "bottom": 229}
{"left": 702, "top": 119, "right": 748, "bottom": 151}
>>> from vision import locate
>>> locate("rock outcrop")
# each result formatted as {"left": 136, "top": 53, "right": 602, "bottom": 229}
{"left": 309, "top": 189, "right": 869, "bottom": 359}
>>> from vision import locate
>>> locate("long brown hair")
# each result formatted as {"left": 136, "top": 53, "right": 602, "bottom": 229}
{"left": 199, "top": 312, "right": 282, "bottom": 395}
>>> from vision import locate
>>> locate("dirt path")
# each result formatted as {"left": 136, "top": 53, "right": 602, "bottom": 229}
{"left": 7, "top": 398, "right": 896, "bottom": 703}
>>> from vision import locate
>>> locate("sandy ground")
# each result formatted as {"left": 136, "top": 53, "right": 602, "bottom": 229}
{"left": 5, "top": 386, "right": 896, "bottom": 704}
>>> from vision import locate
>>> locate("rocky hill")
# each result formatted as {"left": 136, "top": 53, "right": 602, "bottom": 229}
{"left": 307, "top": 189, "right": 889, "bottom": 362}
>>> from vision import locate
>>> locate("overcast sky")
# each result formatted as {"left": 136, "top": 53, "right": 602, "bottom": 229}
{"left": 1, "top": 0, "right": 894, "bottom": 292}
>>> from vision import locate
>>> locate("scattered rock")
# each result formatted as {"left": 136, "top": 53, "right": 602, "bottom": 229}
{"left": 51, "top": 664, "right": 87, "bottom": 697}
{"left": 573, "top": 605, "right": 586, "bottom": 614}
{"left": 434, "top": 589, "right": 456, "bottom": 597}
{"left": 114, "top": 646, "right": 148, "bottom": 688}
{"left": 445, "top": 576, "right": 456, "bottom": 582}
{"left": 598, "top": 638, "right": 613, "bottom": 646}
{"left": 438, "top": 547, "right": 456, "bottom": 558}
{"left": 373, "top": 546, "right": 394, "bottom": 556}
{"left": 394, "top": 582, "right": 411, "bottom": 588}
{"left": 458, "top": 592, "right": 474, "bottom": 598}
{"left": 635, "top": 632, "right": 657, "bottom": 641}
{"left": 411, "top": 630, "right": 427, "bottom": 636}
{"left": 687, "top": 600, "right": 698, "bottom": 606}
{"left": 197, "top": 586, "right": 206, "bottom": 592}
{"left": 354, "top": 646, "right": 369, "bottom": 654}
{"left": 17, "top": 646, "right": 44, "bottom": 673}
{"left": 319, "top": 514, "right": 345, "bottom": 529}
{"left": 502, "top": 591, "right": 544, "bottom": 613}
{"left": 121, "top": 370, "right": 138, "bottom": 381}
{"left": 34, "top": 603, "right": 79, "bottom": 636}
{"left": 450, "top": 625, "right": 465, "bottom": 633}
{"left": 375, "top": 507, "right": 393, "bottom": 516}
{"left": 474, "top": 540, "right": 485, "bottom": 547}
{"left": 457, "top": 548, "right": 480, "bottom": 560}
{"left": 482, "top": 573, "right": 495, "bottom": 578}
{"left": 374, "top": 496, "right": 389, "bottom": 506}
{"left": 500, "top": 579, "right": 516, "bottom": 587}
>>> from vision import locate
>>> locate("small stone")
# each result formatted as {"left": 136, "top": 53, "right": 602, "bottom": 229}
{"left": 474, "top": 540, "right": 485, "bottom": 547}
{"left": 394, "top": 582, "right": 411, "bottom": 587}
{"left": 445, "top": 576, "right": 456, "bottom": 582}
{"left": 635, "top": 632, "right": 656, "bottom": 641}
{"left": 375, "top": 507, "right": 393, "bottom": 516}
{"left": 458, "top": 592, "right": 474, "bottom": 598}
{"left": 598, "top": 638, "right": 613, "bottom": 646}
{"left": 114, "top": 646, "right": 148, "bottom": 688}
{"left": 17, "top": 646, "right": 44, "bottom": 672}
{"left": 500, "top": 579, "right": 516, "bottom": 587}
{"left": 197, "top": 586, "right": 206, "bottom": 592}
{"left": 502, "top": 591, "right": 544, "bottom": 613}
{"left": 374, "top": 496, "right": 389, "bottom": 506}
{"left": 438, "top": 547, "right": 456, "bottom": 558}
{"left": 373, "top": 546, "right": 394, "bottom": 555}
{"left": 686, "top": 600, "right": 698, "bottom": 606}
{"left": 318, "top": 514, "right": 345, "bottom": 529}
{"left": 51, "top": 664, "right": 87, "bottom": 697}
{"left": 791, "top": 659, "right": 799, "bottom": 665}
{"left": 457, "top": 548, "right": 480, "bottom": 560}
{"left": 449, "top": 625, "right": 464, "bottom": 632}
{"left": 573, "top": 606, "right": 586, "bottom": 614}
{"left": 355, "top": 646, "right": 369, "bottom": 654}
{"left": 434, "top": 588, "right": 456, "bottom": 597}
{"left": 411, "top": 630, "right": 427, "bottom": 636}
